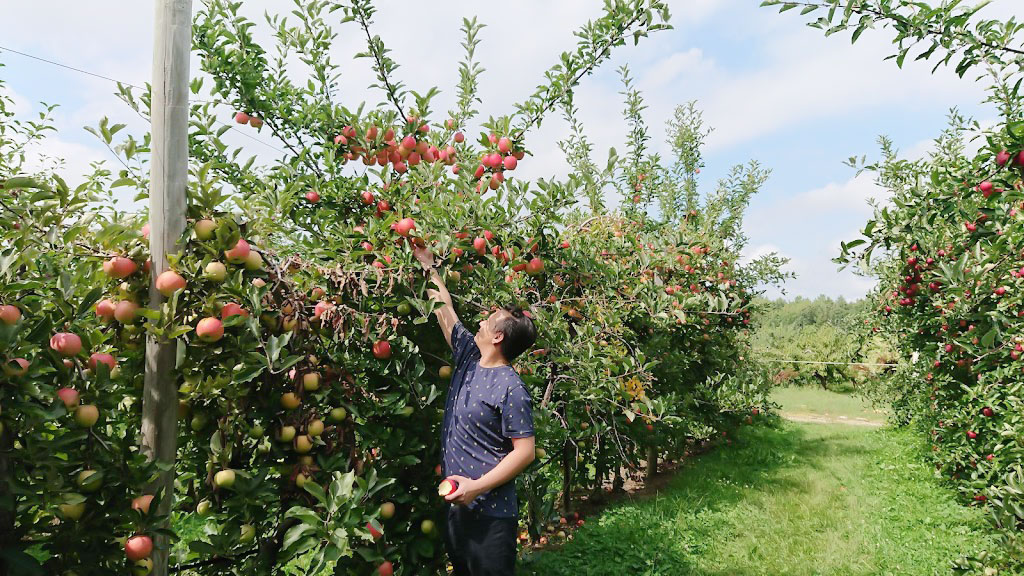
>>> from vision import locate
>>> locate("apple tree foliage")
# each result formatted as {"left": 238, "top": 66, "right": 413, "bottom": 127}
{"left": 769, "top": 0, "right": 1024, "bottom": 572}
{"left": 0, "top": 1, "right": 785, "bottom": 575}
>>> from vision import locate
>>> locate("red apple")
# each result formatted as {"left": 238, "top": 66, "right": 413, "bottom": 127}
{"left": 314, "top": 301, "right": 334, "bottom": 319}
{"left": 361, "top": 190, "right": 375, "bottom": 205}
{"left": 58, "top": 387, "right": 80, "bottom": 409}
{"left": 3, "top": 357, "right": 29, "bottom": 378}
{"left": 88, "top": 353, "right": 117, "bottom": 372}
{"left": 305, "top": 190, "right": 320, "bottom": 204}
{"left": 249, "top": 116, "right": 263, "bottom": 128}
{"left": 473, "top": 237, "right": 487, "bottom": 255}
{"left": 225, "top": 238, "right": 251, "bottom": 264}
{"left": 155, "top": 270, "right": 186, "bottom": 297}
{"left": 394, "top": 218, "right": 416, "bottom": 237}
{"left": 104, "top": 257, "right": 138, "bottom": 279}
{"left": 114, "top": 301, "right": 139, "bottom": 324}
{"left": 438, "top": 478, "right": 459, "bottom": 497}
{"left": 378, "top": 561, "right": 394, "bottom": 576}
{"left": 125, "top": 535, "right": 153, "bottom": 561}
{"left": 132, "top": 495, "right": 154, "bottom": 515}
{"left": 526, "top": 257, "right": 544, "bottom": 276}
{"left": 982, "top": 407, "right": 994, "bottom": 417}
{"left": 367, "top": 520, "right": 384, "bottom": 541}
{"left": 234, "top": 112, "right": 250, "bottom": 124}
{"left": 50, "top": 332, "right": 83, "bottom": 357}
{"left": 220, "top": 303, "right": 248, "bottom": 319}
{"left": 196, "top": 317, "right": 224, "bottom": 342}
{"left": 0, "top": 305, "right": 20, "bottom": 325}
{"left": 997, "top": 149, "right": 1012, "bottom": 167}
{"left": 372, "top": 340, "right": 392, "bottom": 360}
{"left": 95, "top": 299, "right": 116, "bottom": 320}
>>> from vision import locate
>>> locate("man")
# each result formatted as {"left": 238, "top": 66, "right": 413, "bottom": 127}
{"left": 413, "top": 246, "right": 537, "bottom": 576}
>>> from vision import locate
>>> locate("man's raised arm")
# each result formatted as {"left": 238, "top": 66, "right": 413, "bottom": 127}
{"left": 413, "top": 246, "right": 459, "bottom": 350}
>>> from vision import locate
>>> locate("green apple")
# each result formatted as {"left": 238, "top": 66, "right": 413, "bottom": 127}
{"left": 280, "top": 392, "right": 301, "bottom": 410}
{"left": 294, "top": 435, "right": 313, "bottom": 454}
{"left": 307, "top": 419, "right": 324, "bottom": 437}
{"left": 196, "top": 500, "right": 212, "bottom": 516}
{"left": 329, "top": 407, "right": 347, "bottom": 422}
{"left": 132, "top": 558, "right": 154, "bottom": 576}
{"left": 59, "top": 497, "right": 86, "bottom": 521}
{"left": 204, "top": 261, "right": 228, "bottom": 283}
{"left": 302, "top": 372, "right": 320, "bottom": 391}
{"left": 190, "top": 414, "right": 208, "bottom": 432}
{"left": 76, "top": 470, "right": 103, "bottom": 493}
{"left": 214, "top": 469, "right": 236, "bottom": 489}
{"left": 278, "top": 425, "right": 296, "bottom": 442}
{"left": 239, "top": 524, "right": 256, "bottom": 544}
{"left": 421, "top": 519, "right": 435, "bottom": 534}
{"left": 380, "top": 502, "right": 395, "bottom": 519}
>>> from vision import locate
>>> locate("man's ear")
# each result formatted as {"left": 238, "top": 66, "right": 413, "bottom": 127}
{"left": 492, "top": 331, "right": 505, "bottom": 345}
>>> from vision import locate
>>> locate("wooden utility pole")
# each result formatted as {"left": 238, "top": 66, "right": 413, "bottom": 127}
{"left": 142, "top": 1, "right": 192, "bottom": 574}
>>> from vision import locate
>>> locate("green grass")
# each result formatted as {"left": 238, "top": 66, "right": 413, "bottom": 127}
{"left": 771, "top": 385, "right": 887, "bottom": 423}
{"left": 521, "top": 421, "right": 999, "bottom": 576}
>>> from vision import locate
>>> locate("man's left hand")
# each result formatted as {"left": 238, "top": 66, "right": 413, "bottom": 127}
{"left": 443, "top": 475, "right": 485, "bottom": 506}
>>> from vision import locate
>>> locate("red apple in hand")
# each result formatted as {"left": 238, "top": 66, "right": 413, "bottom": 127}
{"left": 438, "top": 478, "right": 459, "bottom": 497}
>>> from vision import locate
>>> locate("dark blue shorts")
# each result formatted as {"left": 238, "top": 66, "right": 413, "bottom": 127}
{"left": 443, "top": 505, "right": 517, "bottom": 576}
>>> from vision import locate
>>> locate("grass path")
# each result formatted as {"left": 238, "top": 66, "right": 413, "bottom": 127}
{"left": 521, "top": 390, "right": 999, "bottom": 576}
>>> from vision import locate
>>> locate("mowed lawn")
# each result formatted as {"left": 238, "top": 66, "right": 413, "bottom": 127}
{"left": 521, "top": 390, "right": 998, "bottom": 576}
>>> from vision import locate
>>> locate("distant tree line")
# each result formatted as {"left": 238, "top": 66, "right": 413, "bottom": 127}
{"left": 751, "top": 296, "right": 892, "bottom": 391}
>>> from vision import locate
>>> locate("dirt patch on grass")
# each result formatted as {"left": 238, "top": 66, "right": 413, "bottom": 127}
{"left": 781, "top": 411, "right": 884, "bottom": 427}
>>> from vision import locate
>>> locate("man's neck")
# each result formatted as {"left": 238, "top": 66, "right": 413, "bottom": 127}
{"left": 478, "top": 350, "right": 509, "bottom": 368}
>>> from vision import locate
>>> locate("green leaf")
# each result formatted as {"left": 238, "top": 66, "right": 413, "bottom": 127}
{"left": 282, "top": 522, "right": 316, "bottom": 552}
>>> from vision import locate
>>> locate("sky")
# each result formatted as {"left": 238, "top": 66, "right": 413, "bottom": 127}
{"left": 1, "top": 0, "right": 1021, "bottom": 300}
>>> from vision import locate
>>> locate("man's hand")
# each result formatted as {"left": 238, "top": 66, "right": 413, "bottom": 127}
{"left": 413, "top": 245, "right": 434, "bottom": 270}
{"left": 443, "top": 475, "right": 486, "bottom": 507}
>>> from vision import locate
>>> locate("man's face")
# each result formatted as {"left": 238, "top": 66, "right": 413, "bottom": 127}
{"left": 476, "top": 307, "right": 508, "bottom": 350}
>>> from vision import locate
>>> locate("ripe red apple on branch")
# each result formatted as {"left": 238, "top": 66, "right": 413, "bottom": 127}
{"left": 125, "top": 535, "right": 153, "bottom": 562}
{"left": 0, "top": 304, "right": 20, "bottom": 325}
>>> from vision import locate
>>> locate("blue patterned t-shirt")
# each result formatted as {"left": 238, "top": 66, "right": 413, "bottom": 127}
{"left": 440, "top": 322, "right": 534, "bottom": 518}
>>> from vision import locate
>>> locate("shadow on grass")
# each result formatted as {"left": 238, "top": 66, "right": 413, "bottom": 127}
{"left": 520, "top": 422, "right": 873, "bottom": 576}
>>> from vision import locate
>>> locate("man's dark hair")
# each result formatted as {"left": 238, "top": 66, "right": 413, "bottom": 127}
{"left": 497, "top": 305, "right": 537, "bottom": 362}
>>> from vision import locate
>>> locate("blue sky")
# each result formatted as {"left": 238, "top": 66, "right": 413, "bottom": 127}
{"left": 2, "top": 0, "right": 1020, "bottom": 300}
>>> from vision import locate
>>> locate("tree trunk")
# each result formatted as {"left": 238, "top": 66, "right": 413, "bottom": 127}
{"left": 561, "top": 440, "right": 572, "bottom": 514}
{"left": 143, "top": 1, "right": 192, "bottom": 575}
{"left": 646, "top": 445, "right": 658, "bottom": 478}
